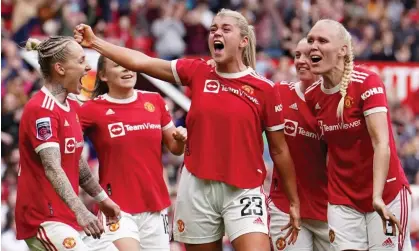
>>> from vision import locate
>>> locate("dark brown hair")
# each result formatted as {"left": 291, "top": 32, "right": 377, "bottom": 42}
{"left": 91, "top": 55, "right": 109, "bottom": 98}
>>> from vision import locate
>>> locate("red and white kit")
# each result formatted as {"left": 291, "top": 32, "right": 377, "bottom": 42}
{"left": 171, "top": 58, "right": 284, "bottom": 244}
{"left": 16, "top": 87, "right": 88, "bottom": 251}
{"left": 269, "top": 81, "right": 329, "bottom": 251}
{"left": 78, "top": 90, "right": 172, "bottom": 251}
{"left": 305, "top": 66, "right": 412, "bottom": 251}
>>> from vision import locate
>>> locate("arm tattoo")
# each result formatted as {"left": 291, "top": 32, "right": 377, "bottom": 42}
{"left": 79, "top": 157, "right": 103, "bottom": 198}
{"left": 39, "top": 147, "right": 86, "bottom": 214}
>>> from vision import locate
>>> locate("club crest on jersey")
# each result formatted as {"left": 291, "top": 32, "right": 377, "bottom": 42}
{"left": 144, "top": 102, "right": 155, "bottom": 112}
{"left": 177, "top": 219, "right": 185, "bottom": 233}
{"left": 284, "top": 119, "right": 298, "bottom": 137}
{"left": 344, "top": 95, "right": 354, "bottom": 108}
{"left": 241, "top": 85, "right": 254, "bottom": 95}
{"left": 329, "top": 229, "right": 335, "bottom": 243}
{"left": 62, "top": 237, "right": 76, "bottom": 249}
{"left": 204, "top": 80, "right": 220, "bottom": 93}
{"left": 36, "top": 117, "right": 52, "bottom": 141}
{"left": 108, "top": 122, "right": 126, "bottom": 138}
{"left": 109, "top": 222, "right": 120, "bottom": 232}
{"left": 276, "top": 237, "right": 286, "bottom": 250}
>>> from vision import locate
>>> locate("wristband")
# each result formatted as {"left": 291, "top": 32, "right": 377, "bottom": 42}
{"left": 94, "top": 190, "right": 108, "bottom": 203}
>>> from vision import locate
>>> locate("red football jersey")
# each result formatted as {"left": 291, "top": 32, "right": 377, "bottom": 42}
{"left": 78, "top": 90, "right": 172, "bottom": 214}
{"left": 16, "top": 87, "right": 84, "bottom": 239}
{"left": 270, "top": 81, "right": 328, "bottom": 221}
{"left": 171, "top": 59, "right": 284, "bottom": 188}
{"left": 304, "top": 66, "right": 409, "bottom": 213}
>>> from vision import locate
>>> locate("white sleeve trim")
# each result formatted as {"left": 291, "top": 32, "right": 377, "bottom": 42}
{"left": 364, "top": 107, "right": 388, "bottom": 117}
{"left": 162, "top": 121, "right": 174, "bottom": 131}
{"left": 266, "top": 123, "right": 285, "bottom": 132}
{"left": 35, "top": 142, "right": 60, "bottom": 153}
{"left": 171, "top": 60, "right": 182, "bottom": 85}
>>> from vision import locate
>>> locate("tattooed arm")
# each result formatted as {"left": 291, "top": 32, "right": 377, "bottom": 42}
{"left": 39, "top": 147, "right": 104, "bottom": 238}
{"left": 79, "top": 156, "right": 121, "bottom": 224}
{"left": 79, "top": 157, "right": 103, "bottom": 197}
{"left": 39, "top": 147, "right": 88, "bottom": 214}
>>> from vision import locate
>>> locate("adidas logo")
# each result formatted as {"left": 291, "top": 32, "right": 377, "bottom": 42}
{"left": 315, "top": 103, "right": 321, "bottom": 110}
{"left": 64, "top": 120, "right": 69, "bottom": 127}
{"left": 289, "top": 103, "right": 298, "bottom": 110}
{"left": 253, "top": 217, "right": 264, "bottom": 225}
{"left": 382, "top": 237, "right": 394, "bottom": 248}
{"left": 106, "top": 109, "right": 115, "bottom": 115}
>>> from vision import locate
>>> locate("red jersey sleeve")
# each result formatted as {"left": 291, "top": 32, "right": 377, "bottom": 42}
{"left": 77, "top": 101, "right": 96, "bottom": 132}
{"left": 264, "top": 84, "right": 285, "bottom": 131}
{"left": 360, "top": 73, "right": 388, "bottom": 117}
{"left": 170, "top": 58, "right": 205, "bottom": 88}
{"left": 27, "top": 106, "right": 60, "bottom": 153}
{"left": 157, "top": 95, "right": 174, "bottom": 131}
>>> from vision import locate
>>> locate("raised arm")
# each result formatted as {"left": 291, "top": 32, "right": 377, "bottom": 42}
{"left": 78, "top": 156, "right": 121, "bottom": 225}
{"left": 38, "top": 147, "right": 104, "bottom": 239}
{"left": 74, "top": 24, "right": 176, "bottom": 84}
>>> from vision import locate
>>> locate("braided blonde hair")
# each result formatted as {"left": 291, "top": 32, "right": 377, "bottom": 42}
{"left": 25, "top": 36, "right": 75, "bottom": 79}
{"left": 216, "top": 9, "right": 256, "bottom": 69}
{"left": 315, "top": 20, "right": 354, "bottom": 120}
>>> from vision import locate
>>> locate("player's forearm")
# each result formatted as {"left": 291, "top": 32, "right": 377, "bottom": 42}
{"left": 79, "top": 157, "right": 104, "bottom": 198}
{"left": 372, "top": 144, "right": 391, "bottom": 199}
{"left": 271, "top": 149, "right": 300, "bottom": 206}
{"left": 91, "top": 36, "right": 150, "bottom": 72}
{"left": 167, "top": 140, "right": 185, "bottom": 156}
{"left": 39, "top": 147, "right": 86, "bottom": 214}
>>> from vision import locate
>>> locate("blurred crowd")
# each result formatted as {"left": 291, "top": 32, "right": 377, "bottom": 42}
{"left": 1, "top": 0, "right": 419, "bottom": 250}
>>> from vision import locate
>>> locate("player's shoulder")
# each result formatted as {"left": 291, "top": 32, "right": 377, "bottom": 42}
{"left": 276, "top": 81, "right": 298, "bottom": 92}
{"left": 350, "top": 66, "right": 378, "bottom": 84}
{"left": 24, "top": 90, "right": 54, "bottom": 113}
{"left": 177, "top": 58, "right": 209, "bottom": 69}
{"left": 246, "top": 70, "right": 275, "bottom": 90}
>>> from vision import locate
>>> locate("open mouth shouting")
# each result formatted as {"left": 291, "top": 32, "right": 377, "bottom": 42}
{"left": 310, "top": 55, "right": 323, "bottom": 65}
{"left": 214, "top": 40, "right": 225, "bottom": 55}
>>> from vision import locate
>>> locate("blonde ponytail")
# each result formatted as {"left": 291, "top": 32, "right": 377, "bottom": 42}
{"left": 216, "top": 9, "right": 256, "bottom": 69}
{"left": 336, "top": 32, "right": 354, "bottom": 120}
{"left": 25, "top": 38, "right": 42, "bottom": 51}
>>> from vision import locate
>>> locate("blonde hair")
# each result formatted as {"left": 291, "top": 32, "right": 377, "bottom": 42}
{"left": 216, "top": 9, "right": 256, "bottom": 69}
{"left": 25, "top": 36, "right": 75, "bottom": 79}
{"left": 315, "top": 19, "right": 354, "bottom": 120}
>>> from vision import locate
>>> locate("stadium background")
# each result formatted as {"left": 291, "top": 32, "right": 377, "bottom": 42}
{"left": 1, "top": 0, "right": 419, "bottom": 250}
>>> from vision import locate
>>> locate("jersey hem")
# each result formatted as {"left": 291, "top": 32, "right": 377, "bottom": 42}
{"left": 34, "top": 142, "right": 60, "bottom": 153}
{"left": 363, "top": 106, "right": 387, "bottom": 116}
{"left": 266, "top": 123, "right": 285, "bottom": 131}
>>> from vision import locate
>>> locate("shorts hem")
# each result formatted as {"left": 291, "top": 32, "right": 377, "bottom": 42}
{"left": 173, "top": 233, "right": 223, "bottom": 244}
{"left": 333, "top": 243, "right": 368, "bottom": 251}
{"left": 229, "top": 227, "right": 269, "bottom": 242}
{"left": 112, "top": 234, "right": 140, "bottom": 243}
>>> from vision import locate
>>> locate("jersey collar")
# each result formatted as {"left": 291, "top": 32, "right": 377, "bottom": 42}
{"left": 103, "top": 91, "right": 138, "bottom": 104}
{"left": 294, "top": 82, "right": 305, "bottom": 101}
{"left": 320, "top": 77, "right": 341, "bottom": 95}
{"left": 41, "top": 86, "right": 70, "bottom": 112}
{"left": 215, "top": 67, "right": 254, "bottom": 79}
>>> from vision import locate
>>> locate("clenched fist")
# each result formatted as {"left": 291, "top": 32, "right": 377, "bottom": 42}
{"left": 172, "top": 126, "right": 187, "bottom": 142}
{"left": 73, "top": 24, "right": 96, "bottom": 48}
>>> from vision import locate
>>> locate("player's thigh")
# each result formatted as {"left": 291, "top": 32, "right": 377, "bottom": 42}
{"left": 26, "top": 221, "right": 89, "bottom": 251}
{"left": 366, "top": 187, "right": 412, "bottom": 251}
{"left": 328, "top": 203, "right": 368, "bottom": 251}
{"left": 173, "top": 167, "right": 223, "bottom": 244}
{"left": 222, "top": 185, "right": 270, "bottom": 251}
{"left": 269, "top": 201, "right": 314, "bottom": 251}
{"left": 304, "top": 219, "right": 330, "bottom": 251}
{"left": 184, "top": 239, "right": 223, "bottom": 251}
{"left": 84, "top": 211, "right": 140, "bottom": 251}
{"left": 136, "top": 208, "right": 170, "bottom": 251}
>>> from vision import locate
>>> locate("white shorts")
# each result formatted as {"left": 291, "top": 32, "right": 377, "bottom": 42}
{"left": 328, "top": 187, "right": 412, "bottom": 251}
{"left": 25, "top": 221, "right": 89, "bottom": 251}
{"left": 269, "top": 201, "right": 329, "bottom": 251}
{"left": 173, "top": 167, "right": 269, "bottom": 244}
{"left": 83, "top": 209, "right": 170, "bottom": 251}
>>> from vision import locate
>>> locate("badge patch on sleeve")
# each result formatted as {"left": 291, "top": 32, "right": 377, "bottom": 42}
{"left": 36, "top": 117, "right": 52, "bottom": 140}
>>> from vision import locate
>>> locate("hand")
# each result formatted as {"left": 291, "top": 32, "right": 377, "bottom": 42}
{"left": 281, "top": 204, "right": 301, "bottom": 245}
{"left": 172, "top": 126, "right": 187, "bottom": 142}
{"left": 76, "top": 208, "right": 104, "bottom": 239}
{"left": 73, "top": 24, "right": 96, "bottom": 48}
{"left": 373, "top": 197, "right": 401, "bottom": 236}
{"left": 206, "top": 59, "right": 216, "bottom": 68}
{"left": 98, "top": 197, "right": 121, "bottom": 226}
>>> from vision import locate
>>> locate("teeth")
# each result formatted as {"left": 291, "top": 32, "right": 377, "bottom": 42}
{"left": 214, "top": 41, "right": 222, "bottom": 44}
{"left": 311, "top": 56, "right": 321, "bottom": 59}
